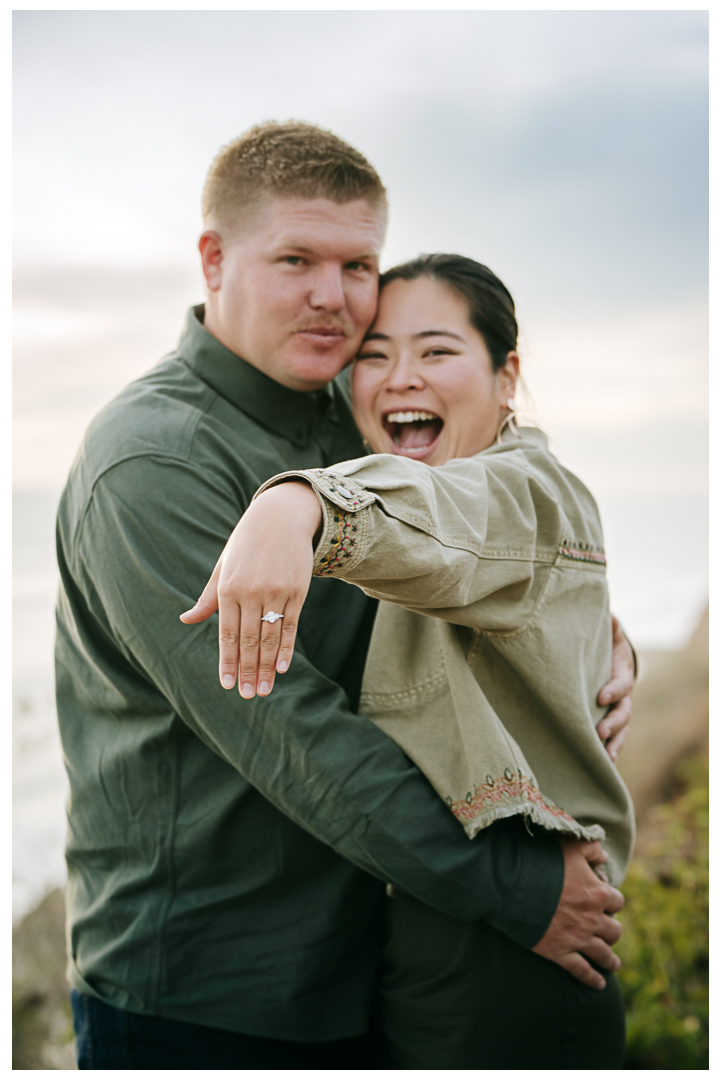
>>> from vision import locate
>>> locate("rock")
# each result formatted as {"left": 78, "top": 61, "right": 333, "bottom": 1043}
{"left": 12, "top": 889, "right": 76, "bottom": 1070}
{"left": 618, "top": 606, "right": 709, "bottom": 821}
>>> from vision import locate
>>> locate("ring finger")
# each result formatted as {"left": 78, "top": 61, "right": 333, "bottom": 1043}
{"left": 257, "top": 608, "right": 285, "bottom": 696}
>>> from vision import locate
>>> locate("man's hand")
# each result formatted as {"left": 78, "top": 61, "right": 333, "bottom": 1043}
{"left": 596, "top": 616, "right": 635, "bottom": 762}
{"left": 532, "top": 838, "right": 624, "bottom": 990}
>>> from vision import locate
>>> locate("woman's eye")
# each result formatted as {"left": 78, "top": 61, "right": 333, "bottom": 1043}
{"left": 357, "top": 352, "right": 388, "bottom": 363}
{"left": 424, "top": 348, "right": 452, "bottom": 358}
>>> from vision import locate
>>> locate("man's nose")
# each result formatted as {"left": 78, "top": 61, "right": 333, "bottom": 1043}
{"left": 308, "top": 265, "right": 346, "bottom": 312}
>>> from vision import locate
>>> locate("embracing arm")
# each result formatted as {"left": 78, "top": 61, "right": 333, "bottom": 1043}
{"left": 598, "top": 617, "right": 635, "bottom": 761}
{"left": 186, "top": 453, "right": 635, "bottom": 756}
{"left": 77, "top": 457, "right": 568, "bottom": 947}
{"left": 182, "top": 472, "right": 626, "bottom": 988}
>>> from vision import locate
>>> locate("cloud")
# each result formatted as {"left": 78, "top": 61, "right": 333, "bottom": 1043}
{"left": 12, "top": 10, "right": 708, "bottom": 646}
{"left": 14, "top": 10, "right": 708, "bottom": 294}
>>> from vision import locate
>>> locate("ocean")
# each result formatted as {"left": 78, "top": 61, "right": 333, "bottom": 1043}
{"left": 13, "top": 491, "right": 66, "bottom": 922}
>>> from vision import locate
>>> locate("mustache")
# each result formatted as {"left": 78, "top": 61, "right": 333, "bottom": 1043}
{"left": 294, "top": 321, "right": 350, "bottom": 336}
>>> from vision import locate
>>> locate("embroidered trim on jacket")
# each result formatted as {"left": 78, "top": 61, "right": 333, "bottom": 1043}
{"left": 315, "top": 509, "right": 360, "bottom": 577}
{"left": 447, "top": 769, "right": 576, "bottom": 826}
{"left": 311, "top": 469, "right": 366, "bottom": 510}
{"left": 558, "top": 539, "right": 606, "bottom": 566}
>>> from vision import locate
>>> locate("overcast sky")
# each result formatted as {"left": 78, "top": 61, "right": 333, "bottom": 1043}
{"left": 12, "top": 9, "right": 708, "bottom": 646}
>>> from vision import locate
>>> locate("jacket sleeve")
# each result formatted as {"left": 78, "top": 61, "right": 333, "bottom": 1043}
{"left": 256, "top": 450, "right": 568, "bottom": 634}
{"left": 72, "top": 453, "right": 563, "bottom": 949}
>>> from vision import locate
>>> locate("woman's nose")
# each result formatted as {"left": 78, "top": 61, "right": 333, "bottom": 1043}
{"left": 385, "top": 353, "right": 425, "bottom": 391}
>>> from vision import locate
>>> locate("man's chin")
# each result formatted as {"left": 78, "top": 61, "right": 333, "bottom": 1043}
{"left": 277, "top": 346, "right": 352, "bottom": 392}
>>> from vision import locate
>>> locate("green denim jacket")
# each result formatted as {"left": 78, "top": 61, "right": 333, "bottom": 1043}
{"left": 260, "top": 427, "right": 635, "bottom": 885}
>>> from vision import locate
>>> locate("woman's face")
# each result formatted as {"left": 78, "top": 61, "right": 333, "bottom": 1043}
{"left": 352, "top": 276, "right": 518, "bottom": 467}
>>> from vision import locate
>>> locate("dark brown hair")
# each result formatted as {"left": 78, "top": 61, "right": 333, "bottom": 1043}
{"left": 380, "top": 254, "right": 518, "bottom": 372}
{"left": 203, "top": 121, "right": 387, "bottom": 237}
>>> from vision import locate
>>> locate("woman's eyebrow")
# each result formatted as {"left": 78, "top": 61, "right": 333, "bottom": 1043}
{"left": 415, "top": 329, "right": 465, "bottom": 342}
{"left": 363, "top": 329, "right": 465, "bottom": 343}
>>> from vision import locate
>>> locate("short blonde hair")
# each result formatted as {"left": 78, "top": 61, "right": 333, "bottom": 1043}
{"left": 203, "top": 120, "right": 388, "bottom": 236}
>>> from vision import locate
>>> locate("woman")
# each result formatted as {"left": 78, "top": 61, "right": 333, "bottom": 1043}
{"left": 182, "top": 255, "right": 634, "bottom": 1068}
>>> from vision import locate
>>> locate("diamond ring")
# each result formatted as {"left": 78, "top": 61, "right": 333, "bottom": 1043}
{"left": 261, "top": 611, "right": 284, "bottom": 624}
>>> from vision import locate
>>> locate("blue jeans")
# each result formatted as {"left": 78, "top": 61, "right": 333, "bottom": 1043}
{"left": 70, "top": 989, "right": 383, "bottom": 1070}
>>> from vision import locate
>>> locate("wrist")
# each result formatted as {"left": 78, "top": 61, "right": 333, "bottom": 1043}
{"left": 255, "top": 481, "right": 323, "bottom": 541}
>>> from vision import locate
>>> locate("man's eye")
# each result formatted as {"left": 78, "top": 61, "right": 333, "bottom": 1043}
{"left": 283, "top": 256, "right": 304, "bottom": 266}
{"left": 346, "top": 261, "right": 370, "bottom": 272}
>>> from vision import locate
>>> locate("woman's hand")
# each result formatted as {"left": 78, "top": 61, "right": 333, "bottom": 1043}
{"left": 596, "top": 616, "right": 636, "bottom": 762}
{"left": 180, "top": 482, "right": 322, "bottom": 698}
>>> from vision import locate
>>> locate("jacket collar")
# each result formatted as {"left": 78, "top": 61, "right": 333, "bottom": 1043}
{"left": 177, "top": 305, "right": 339, "bottom": 447}
{"left": 491, "top": 424, "right": 548, "bottom": 453}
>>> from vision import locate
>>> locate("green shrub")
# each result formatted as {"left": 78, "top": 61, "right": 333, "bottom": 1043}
{"left": 617, "top": 754, "right": 709, "bottom": 1069}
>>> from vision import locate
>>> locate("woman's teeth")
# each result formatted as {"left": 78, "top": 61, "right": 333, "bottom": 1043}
{"left": 383, "top": 411, "right": 443, "bottom": 451}
{"left": 385, "top": 411, "right": 438, "bottom": 423}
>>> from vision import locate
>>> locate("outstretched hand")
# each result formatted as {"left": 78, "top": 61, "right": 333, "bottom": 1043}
{"left": 180, "top": 482, "right": 322, "bottom": 698}
{"left": 596, "top": 616, "right": 636, "bottom": 762}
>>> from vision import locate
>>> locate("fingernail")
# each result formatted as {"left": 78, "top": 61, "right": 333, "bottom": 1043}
{"left": 241, "top": 683, "right": 254, "bottom": 699}
{"left": 221, "top": 674, "right": 234, "bottom": 689}
{"left": 277, "top": 660, "right": 288, "bottom": 673}
{"left": 258, "top": 681, "right": 270, "bottom": 696}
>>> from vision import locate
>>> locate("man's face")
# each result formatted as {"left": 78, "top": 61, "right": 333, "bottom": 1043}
{"left": 201, "top": 197, "right": 385, "bottom": 392}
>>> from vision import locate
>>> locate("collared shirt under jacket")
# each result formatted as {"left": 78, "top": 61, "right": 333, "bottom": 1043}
{"left": 55, "top": 306, "right": 563, "bottom": 1041}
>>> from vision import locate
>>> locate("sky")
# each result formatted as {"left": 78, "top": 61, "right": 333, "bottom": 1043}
{"left": 12, "top": 9, "right": 708, "bottom": 647}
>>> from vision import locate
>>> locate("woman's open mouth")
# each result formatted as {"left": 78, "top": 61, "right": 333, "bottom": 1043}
{"left": 382, "top": 410, "right": 444, "bottom": 458}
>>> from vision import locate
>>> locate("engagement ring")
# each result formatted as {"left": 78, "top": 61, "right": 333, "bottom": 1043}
{"left": 261, "top": 611, "right": 284, "bottom": 624}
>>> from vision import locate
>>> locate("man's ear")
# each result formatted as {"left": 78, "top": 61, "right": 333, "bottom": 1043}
{"left": 199, "top": 231, "right": 224, "bottom": 292}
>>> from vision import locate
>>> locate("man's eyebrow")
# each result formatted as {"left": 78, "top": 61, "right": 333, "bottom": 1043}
{"left": 277, "top": 242, "right": 378, "bottom": 261}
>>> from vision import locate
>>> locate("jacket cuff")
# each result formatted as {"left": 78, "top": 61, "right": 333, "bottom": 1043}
{"left": 252, "top": 468, "right": 375, "bottom": 579}
{"left": 486, "top": 826, "right": 565, "bottom": 949}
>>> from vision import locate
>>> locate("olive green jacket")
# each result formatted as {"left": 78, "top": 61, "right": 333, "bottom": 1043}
{"left": 260, "top": 427, "right": 635, "bottom": 885}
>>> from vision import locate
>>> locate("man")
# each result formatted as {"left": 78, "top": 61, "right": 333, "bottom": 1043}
{"left": 57, "top": 121, "right": 634, "bottom": 1070}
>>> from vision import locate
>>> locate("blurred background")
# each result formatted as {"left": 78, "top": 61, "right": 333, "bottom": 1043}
{"left": 13, "top": 9, "right": 708, "bottom": 1069}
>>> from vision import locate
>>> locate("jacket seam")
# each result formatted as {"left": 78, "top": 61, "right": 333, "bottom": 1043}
{"left": 467, "top": 560, "right": 561, "bottom": 651}
{"left": 149, "top": 725, "right": 181, "bottom": 1012}
{"left": 72, "top": 435, "right": 206, "bottom": 561}
{"left": 360, "top": 672, "right": 448, "bottom": 705}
